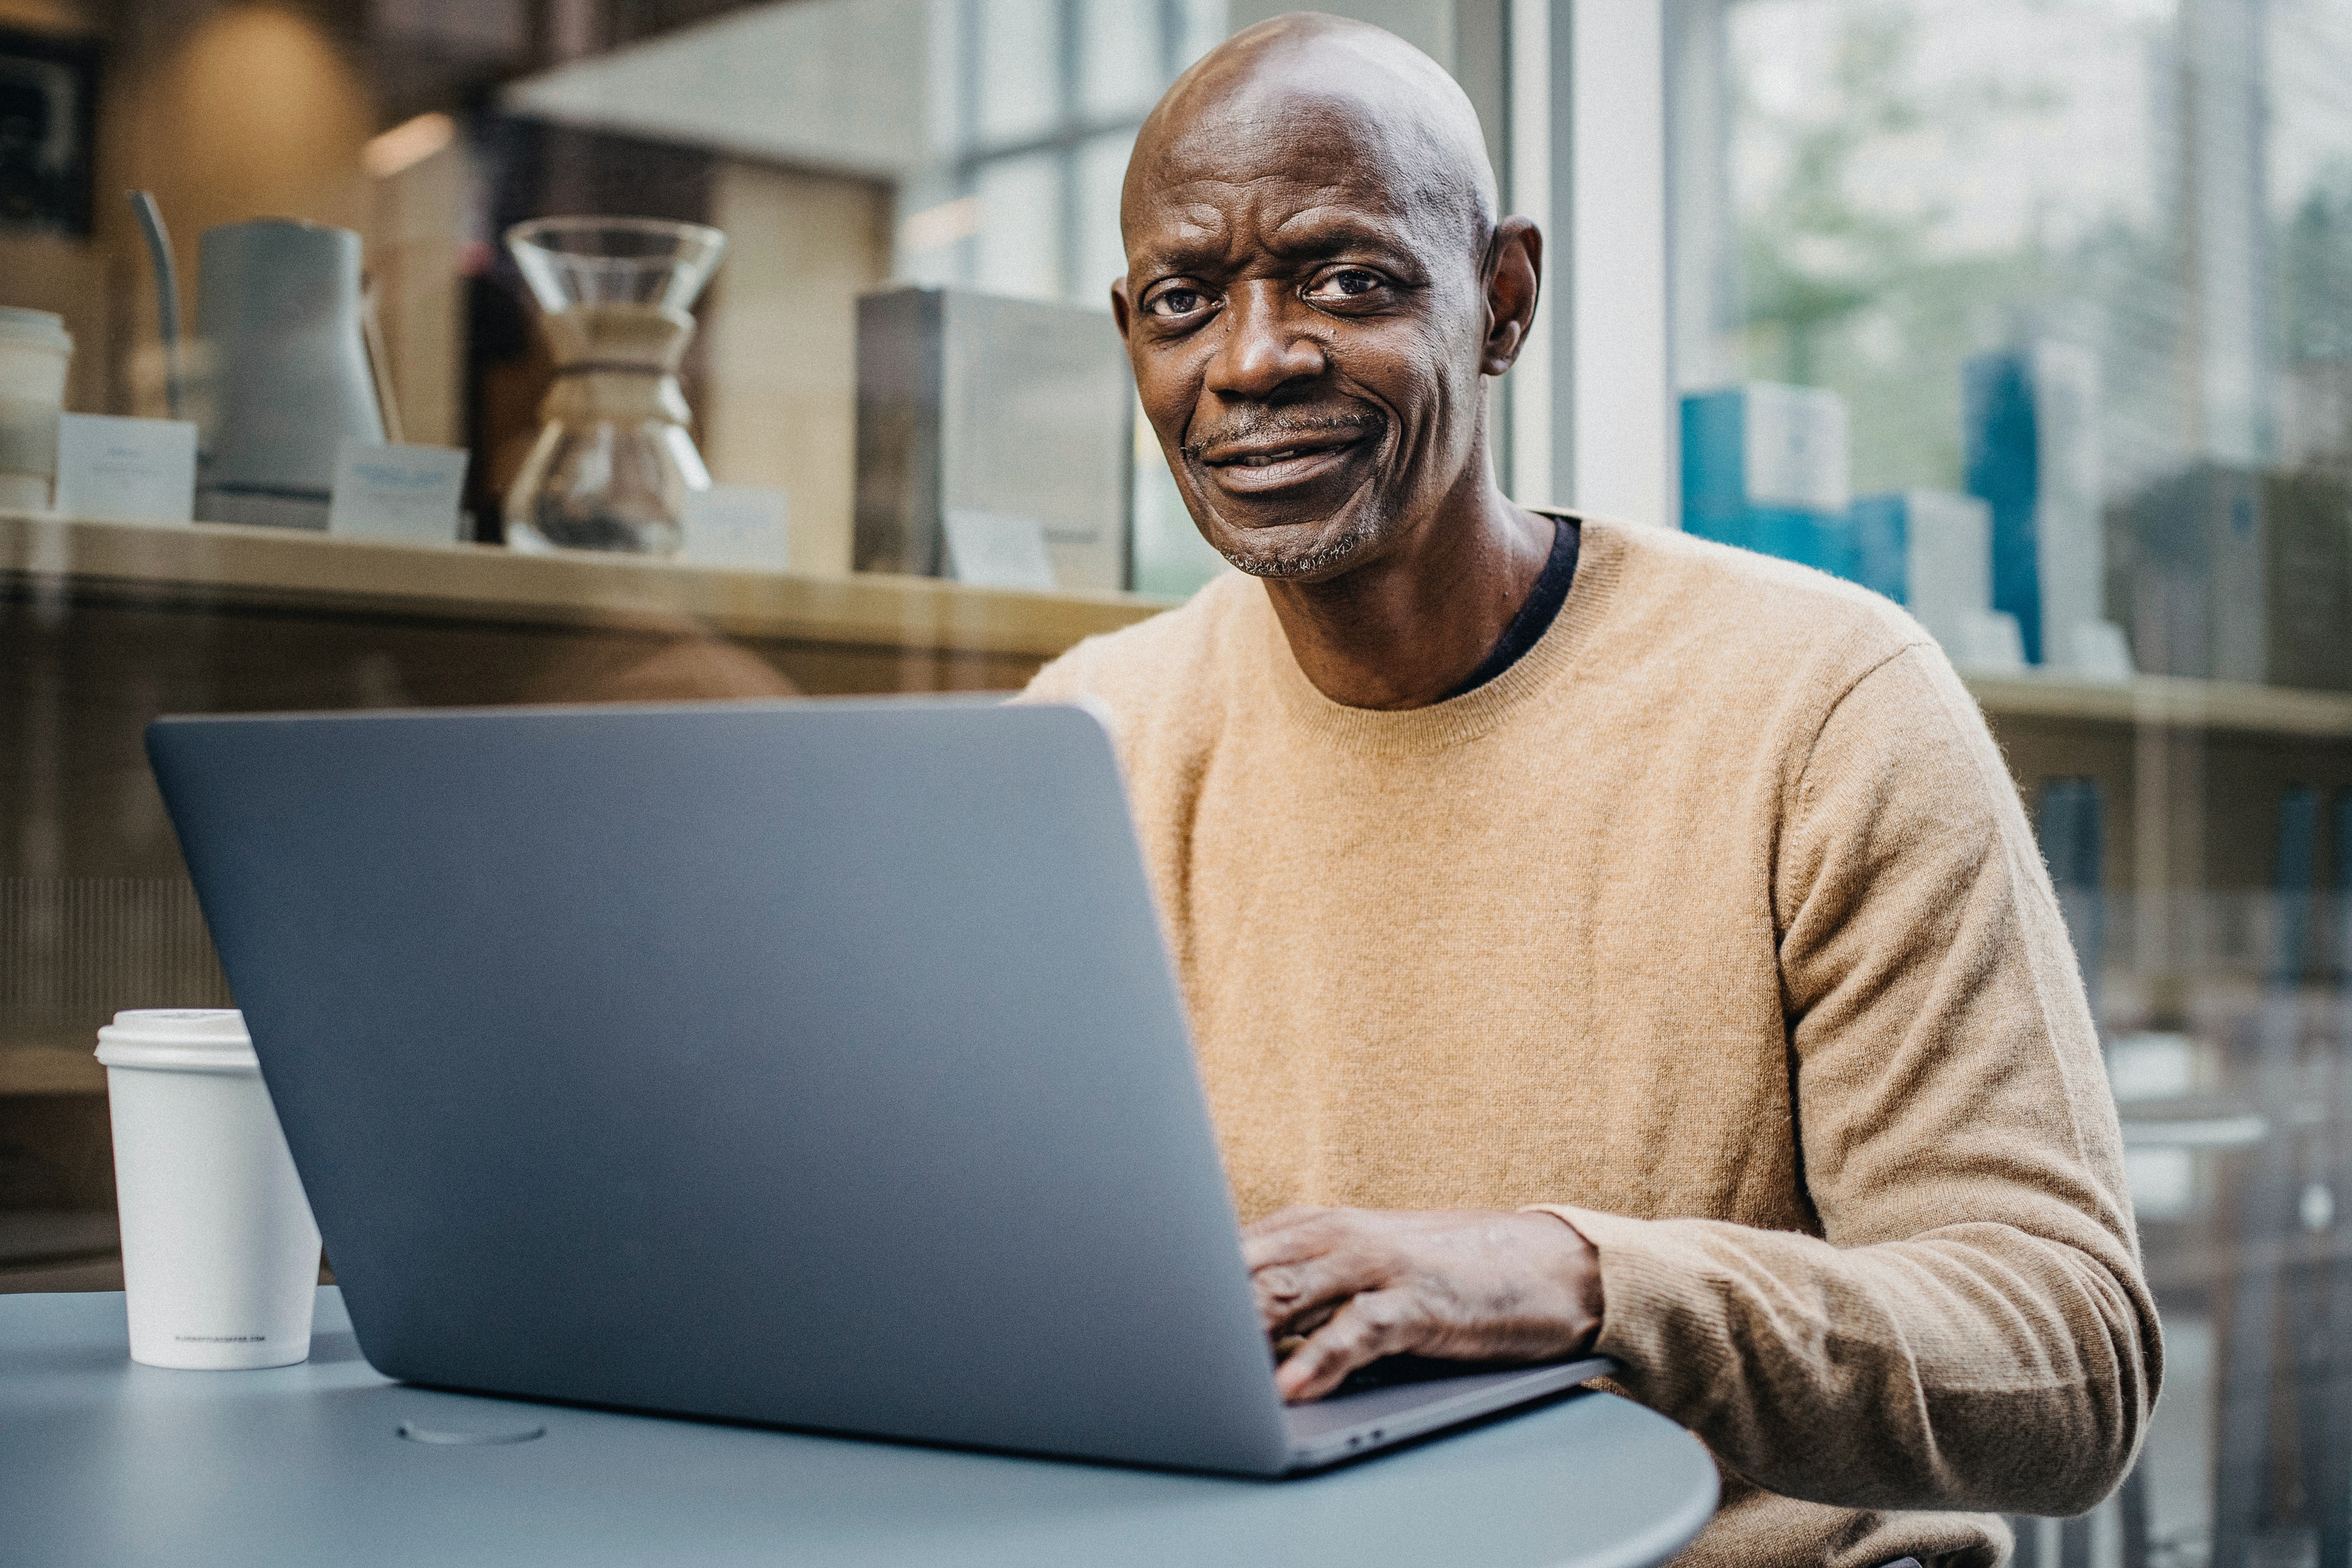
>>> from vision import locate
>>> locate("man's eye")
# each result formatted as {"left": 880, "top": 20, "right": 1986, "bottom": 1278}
{"left": 1307, "top": 268, "right": 1385, "bottom": 302}
{"left": 1147, "top": 287, "right": 1210, "bottom": 318}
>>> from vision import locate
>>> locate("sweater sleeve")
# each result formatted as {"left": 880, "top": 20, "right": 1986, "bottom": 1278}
{"left": 1534, "top": 642, "right": 2160, "bottom": 1516}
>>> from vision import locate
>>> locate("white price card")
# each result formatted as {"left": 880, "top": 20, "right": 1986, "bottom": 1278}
{"left": 943, "top": 510, "right": 1057, "bottom": 591}
{"left": 679, "top": 485, "right": 790, "bottom": 569}
{"left": 328, "top": 441, "right": 470, "bottom": 544}
{"left": 53, "top": 414, "right": 197, "bottom": 524}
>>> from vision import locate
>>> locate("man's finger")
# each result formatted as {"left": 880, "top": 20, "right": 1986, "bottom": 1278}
{"left": 1274, "top": 1289, "right": 1418, "bottom": 1402}
{"left": 1252, "top": 1252, "right": 1379, "bottom": 1336}
{"left": 1239, "top": 1208, "right": 1347, "bottom": 1270}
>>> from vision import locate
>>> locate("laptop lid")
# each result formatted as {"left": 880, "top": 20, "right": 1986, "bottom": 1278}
{"left": 148, "top": 698, "right": 1296, "bottom": 1475}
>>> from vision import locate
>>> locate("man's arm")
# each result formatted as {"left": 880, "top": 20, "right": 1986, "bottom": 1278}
{"left": 1248, "top": 643, "right": 2159, "bottom": 1518}
{"left": 1539, "top": 642, "right": 2157, "bottom": 1515}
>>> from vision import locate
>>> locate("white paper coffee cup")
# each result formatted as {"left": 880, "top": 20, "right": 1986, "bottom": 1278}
{"left": 96, "top": 1009, "right": 321, "bottom": 1370}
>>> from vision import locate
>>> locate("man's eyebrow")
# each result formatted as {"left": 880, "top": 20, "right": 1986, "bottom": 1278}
{"left": 1128, "top": 232, "right": 1230, "bottom": 277}
{"left": 1264, "top": 209, "right": 1419, "bottom": 264}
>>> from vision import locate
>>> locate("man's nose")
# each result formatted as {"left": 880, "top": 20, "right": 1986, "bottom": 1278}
{"left": 1205, "top": 281, "right": 1328, "bottom": 399}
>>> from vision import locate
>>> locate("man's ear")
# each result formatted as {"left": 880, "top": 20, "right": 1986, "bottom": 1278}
{"left": 1480, "top": 218, "right": 1541, "bottom": 376}
{"left": 1111, "top": 277, "right": 1134, "bottom": 341}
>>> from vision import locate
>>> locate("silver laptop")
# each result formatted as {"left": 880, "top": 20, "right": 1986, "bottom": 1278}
{"left": 146, "top": 697, "right": 1608, "bottom": 1476}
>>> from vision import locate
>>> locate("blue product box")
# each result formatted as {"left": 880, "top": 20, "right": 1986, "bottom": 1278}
{"left": 1964, "top": 345, "right": 2103, "bottom": 666}
{"left": 1849, "top": 489, "right": 1996, "bottom": 657}
{"left": 1849, "top": 492, "right": 1910, "bottom": 603}
{"left": 1681, "top": 384, "right": 1859, "bottom": 580}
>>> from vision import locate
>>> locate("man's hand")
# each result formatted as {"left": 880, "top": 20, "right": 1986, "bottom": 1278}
{"left": 1243, "top": 1207, "right": 1604, "bottom": 1402}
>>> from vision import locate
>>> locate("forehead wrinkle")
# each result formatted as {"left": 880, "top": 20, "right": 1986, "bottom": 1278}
{"left": 1129, "top": 109, "right": 1486, "bottom": 273}
{"left": 1132, "top": 181, "right": 1405, "bottom": 273}
{"left": 1162, "top": 102, "right": 1430, "bottom": 209}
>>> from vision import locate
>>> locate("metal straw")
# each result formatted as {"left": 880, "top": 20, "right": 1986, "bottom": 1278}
{"left": 127, "top": 191, "right": 185, "bottom": 420}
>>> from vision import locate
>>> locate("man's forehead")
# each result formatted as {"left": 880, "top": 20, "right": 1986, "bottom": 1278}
{"left": 1153, "top": 90, "right": 1413, "bottom": 192}
{"left": 1125, "top": 87, "right": 1484, "bottom": 260}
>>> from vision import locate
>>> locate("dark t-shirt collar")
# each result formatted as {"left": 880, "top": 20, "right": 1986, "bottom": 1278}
{"left": 1439, "top": 513, "right": 1581, "bottom": 701}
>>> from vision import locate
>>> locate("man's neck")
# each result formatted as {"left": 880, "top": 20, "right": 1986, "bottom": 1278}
{"left": 1258, "top": 467, "right": 1556, "bottom": 711}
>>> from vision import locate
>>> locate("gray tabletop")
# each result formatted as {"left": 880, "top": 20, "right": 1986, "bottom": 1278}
{"left": 1, "top": 1288, "right": 1716, "bottom": 1568}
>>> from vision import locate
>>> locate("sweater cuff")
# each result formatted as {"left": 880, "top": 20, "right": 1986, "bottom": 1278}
{"left": 1521, "top": 1203, "right": 1707, "bottom": 1383}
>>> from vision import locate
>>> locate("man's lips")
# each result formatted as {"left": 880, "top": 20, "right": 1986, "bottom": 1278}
{"left": 1202, "top": 433, "right": 1359, "bottom": 467}
{"left": 1190, "top": 423, "right": 1380, "bottom": 495}
{"left": 1204, "top": 442, "right": 1361, "bottom": 493}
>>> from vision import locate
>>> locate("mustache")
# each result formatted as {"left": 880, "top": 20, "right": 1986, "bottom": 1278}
{"left": 1180, "top": 410, "right": 1386, "bottom": 462}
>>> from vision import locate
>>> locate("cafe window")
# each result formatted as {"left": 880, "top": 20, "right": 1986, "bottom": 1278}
{"left": 3, "top": 1, "right": 2349, "bottom": 1557}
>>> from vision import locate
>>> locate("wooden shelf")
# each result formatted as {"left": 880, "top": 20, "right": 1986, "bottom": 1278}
{"left": 8, "top": 510, "right": 2352, "bottom": 738}
{"left": 1963, "top": 670, "right": 2352, "bottom": 741}
{"left": 0, "top": 510, "right": 1175, "bottom": 661}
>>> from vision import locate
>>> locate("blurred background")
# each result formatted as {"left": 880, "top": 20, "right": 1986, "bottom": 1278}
{"left": 2, "top": 2, "right": 2350, "bottom": 1563}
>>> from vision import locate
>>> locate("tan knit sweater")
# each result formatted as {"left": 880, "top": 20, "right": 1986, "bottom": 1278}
{"left": 1022, "top": 516, "right": 2160, "bottom": 1568}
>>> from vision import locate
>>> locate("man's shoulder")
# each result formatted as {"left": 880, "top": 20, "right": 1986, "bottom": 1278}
{"left": 1583, "top": 515, "right": 1938, "bottom": 701}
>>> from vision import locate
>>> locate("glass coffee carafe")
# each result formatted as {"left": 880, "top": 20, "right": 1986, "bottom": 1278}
{"left": 502, "top": 216, "right": 728, "bottom": 556}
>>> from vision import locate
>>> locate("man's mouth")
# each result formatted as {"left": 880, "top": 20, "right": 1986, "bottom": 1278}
{"left": 1220, "top": 439, "right": 1350, "bottom": 468}
{"left": 1189, "top": 417, "right": 1383, "bottom": 494}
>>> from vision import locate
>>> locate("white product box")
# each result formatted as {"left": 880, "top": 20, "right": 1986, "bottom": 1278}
{"left": 1742, "top": 383, "right": 1851, "bottom": 515}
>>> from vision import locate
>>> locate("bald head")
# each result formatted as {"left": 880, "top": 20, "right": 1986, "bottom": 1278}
{"left": 1126, "top": 13, "right": 1498, "bottom": 253}
{"left": 1111, "top": 11, "right": 1541, "bottom": 592}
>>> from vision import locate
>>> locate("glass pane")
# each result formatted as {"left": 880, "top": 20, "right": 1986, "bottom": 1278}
{"left": 1676, "top": 2, "right": 2352, "bottom": 1559}
{"left": 974, "top": 149, "right": 1067, "bottom": 299}
{"left": 2274, "top": 0, "right": 2352, "bottom": 463}
{"left": 976, "top": 0, "right": 1063, "bottom": 147}
{"left": 928, "top": 0, "right": 967, "bottom": 158}
{"left": 1174, "top": 0, "right": 1227, "bottom": 69}
{"left": 4, "top": 0, "right": 1188, "bottom": 1297}
{"left": 1080, "top": 0, "right": 1165, "bottom": 121}
{"left": 1074, "top": 126, "right": 1137, "bottom": 306}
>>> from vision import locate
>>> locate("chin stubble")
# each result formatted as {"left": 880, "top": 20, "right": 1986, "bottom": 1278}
{"left": 1183, "top": 409, "right": 1389, "bottom": 579}
{"left": 1218, "top": 512, "right": 1383, "bottom": 579}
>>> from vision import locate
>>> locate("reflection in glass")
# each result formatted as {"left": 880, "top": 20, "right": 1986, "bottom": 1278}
{"left": 927, "top": 0, "right": 1227, "bottom": 305}
{"left": 1675, "top": 3, "right": 2352, "bottom": 1560}
{"left": 1081, "top": 0, "right": 1165, "bottom": 121}
{"left": 1075, "top": 128, "right": 1138, "bottom": 306}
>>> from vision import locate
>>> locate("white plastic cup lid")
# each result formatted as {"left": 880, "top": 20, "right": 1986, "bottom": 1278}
{"left": 0, "top": 306, "right": 72, "bottom": 352}
{"left": 95, "top": 1009, "right": 257, "bottom": 1072}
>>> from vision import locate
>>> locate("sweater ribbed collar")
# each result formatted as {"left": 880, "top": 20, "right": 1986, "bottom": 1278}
{"left": 1251, "top": 510, "right": 1628, "bottom": 759}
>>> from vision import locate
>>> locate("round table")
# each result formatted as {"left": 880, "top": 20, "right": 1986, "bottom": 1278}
{"left": 0, "top": 1288, "right": 1718, "bottom": 1568}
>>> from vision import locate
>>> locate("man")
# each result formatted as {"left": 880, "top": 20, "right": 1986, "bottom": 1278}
{"left": 1024, "top": 15, "right": 2158, "bottom": 1567}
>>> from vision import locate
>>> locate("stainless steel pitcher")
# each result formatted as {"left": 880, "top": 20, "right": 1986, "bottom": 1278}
{"left": 194, "top": 218, "right": 384, "bottom": 530}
